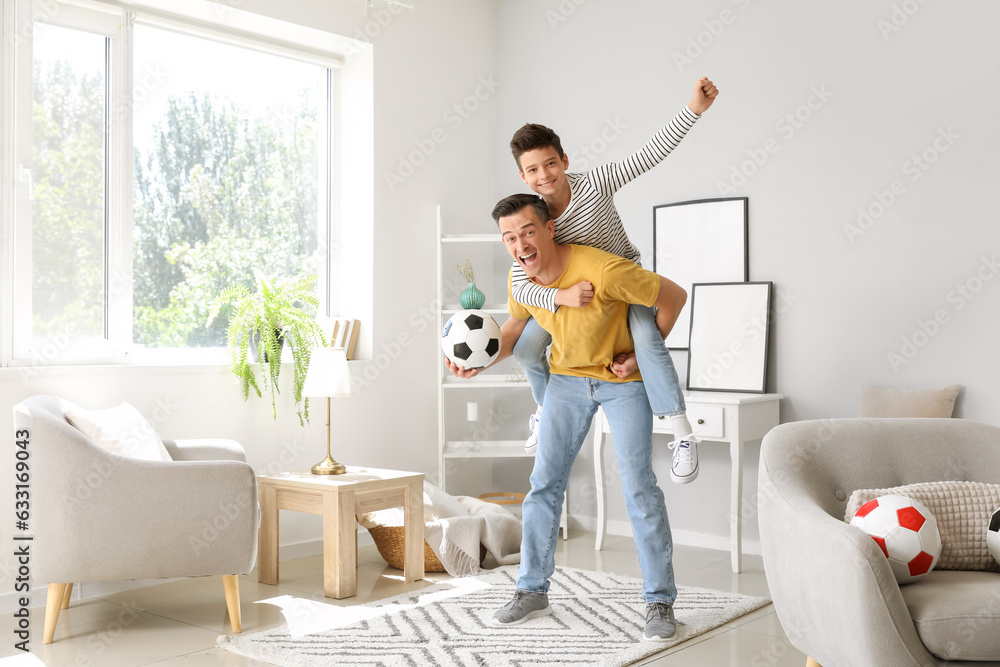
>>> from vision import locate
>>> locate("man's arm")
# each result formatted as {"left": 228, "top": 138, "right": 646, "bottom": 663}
{"left": 653, "top": 275, "right": 687, "bottom": 340}
{"left": 444, "top": 315, "right": 528, "bottom": 379}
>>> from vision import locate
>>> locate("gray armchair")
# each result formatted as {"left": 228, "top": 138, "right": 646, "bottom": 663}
{"left": 759, "top": 418, "right": 1000, "bottom": 667}
{"left": 14, "top": 395, "right": 259, "bottom": 644}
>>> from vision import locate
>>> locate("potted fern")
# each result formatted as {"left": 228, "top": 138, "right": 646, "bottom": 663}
{"left": 207, "top": 275, "right": 326, "bottom": 425}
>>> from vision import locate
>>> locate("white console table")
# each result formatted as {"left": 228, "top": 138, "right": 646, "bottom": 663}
{"left": 593, "top": 391, "right": 782, "bottom": 573}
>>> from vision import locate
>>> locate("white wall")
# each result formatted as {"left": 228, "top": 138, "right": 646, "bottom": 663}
{"left": 492, "top": 0, "right": 1000, "bottom": 550}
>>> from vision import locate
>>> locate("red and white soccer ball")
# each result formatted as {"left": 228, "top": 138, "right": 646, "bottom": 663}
{"left": 850, "top": 494, "right": 942, "bottom": 585}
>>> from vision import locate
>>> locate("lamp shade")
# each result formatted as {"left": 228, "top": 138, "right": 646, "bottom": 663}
{"left": 302, "top": 347, "right": 353, "bottom": 397}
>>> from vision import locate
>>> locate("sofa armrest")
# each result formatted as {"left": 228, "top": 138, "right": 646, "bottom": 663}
{"left": 29, "top": 415, "right": 258, "bottom": 583}
{"left": 759, "top": 443, "right": 936, "bottom": 666}
{"left": 163, "top": 438, "right": 248, "bottom": 462}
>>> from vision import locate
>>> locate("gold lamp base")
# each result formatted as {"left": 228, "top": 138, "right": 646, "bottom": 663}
{"left": 311, "top": 454, "right": 346, "bottom": 475}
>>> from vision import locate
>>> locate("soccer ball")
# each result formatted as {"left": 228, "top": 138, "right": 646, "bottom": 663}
{"left": 987, "top": 506, "right": 1000, "bottom": 567}
{"left": 441, "top": 310, "right": 501, "bottom": 370}
{"left": 850, "top": 494, "right": 942, "bottom": 585}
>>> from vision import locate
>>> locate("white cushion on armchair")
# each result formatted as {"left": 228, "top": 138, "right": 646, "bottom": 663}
{"left": 65, "top": 401, "right": 172, "bottom": 462}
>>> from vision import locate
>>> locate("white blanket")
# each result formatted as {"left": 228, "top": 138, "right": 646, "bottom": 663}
{"left": 357, "top": 481, "right": 522, "bottom": 577}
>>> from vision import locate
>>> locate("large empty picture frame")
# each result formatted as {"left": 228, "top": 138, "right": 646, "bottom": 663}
{"left": 653, "top": 198, "right": 748, "bottom": 349}
{"left": 687, "top": 282, "right": 772, "bottom": 393}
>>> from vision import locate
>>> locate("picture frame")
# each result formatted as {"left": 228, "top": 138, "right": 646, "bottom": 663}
{"left": 686, "top": 282, "right": 772, "bottom": 393}
{"left": 653, "top": 197, "right": 748, "bottom": 349}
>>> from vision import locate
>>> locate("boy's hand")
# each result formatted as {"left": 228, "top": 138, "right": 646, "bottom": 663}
{"left": 554, "top": 280, "right": 594, "bottom": 308}
{"left": 688, "top": 77, "right": 719, "bottom": 115}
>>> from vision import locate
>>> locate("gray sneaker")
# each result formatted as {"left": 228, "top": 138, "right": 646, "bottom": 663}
{"left": 643, "top": 602, "right": 677, "bottom": 641}
{"left": 492, "top": 590, "right": 551, "bottom": 625}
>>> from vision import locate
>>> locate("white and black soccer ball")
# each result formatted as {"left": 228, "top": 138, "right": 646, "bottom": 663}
{"left": 441, "top": 310, "right": 501, "bottom": 370}
{"left": 988, "top": 506, "right": 1000, "bottom": 568}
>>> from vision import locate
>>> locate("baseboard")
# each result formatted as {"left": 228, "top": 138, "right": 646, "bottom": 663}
{"left": 570, "top": 515, "right": 761, "bottom": 557}
{"left": 3, "top": 534, "right": 372, "bottom": 615}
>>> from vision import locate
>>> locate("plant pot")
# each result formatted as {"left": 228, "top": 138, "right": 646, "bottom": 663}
{"left": 249, "top": 328, "right": 285, "bottom": 363}
{"left": 459, "top": 282, "right": 486, "bottom": 309}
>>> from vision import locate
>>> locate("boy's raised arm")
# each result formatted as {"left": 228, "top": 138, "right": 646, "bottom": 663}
{"left": 590, "top": 77, "right": 719, "bottom": 195}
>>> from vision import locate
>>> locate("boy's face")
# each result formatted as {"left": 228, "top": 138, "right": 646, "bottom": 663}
{"left": 498, "top": 206, "right": 556, "bottom": 280}
{"left": 518, "top": 147, "right": 570, "bottom": 200}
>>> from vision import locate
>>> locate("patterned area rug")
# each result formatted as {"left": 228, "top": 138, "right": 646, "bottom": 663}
{"left": 218, "top": 565, "right": 771, "bottom": 666}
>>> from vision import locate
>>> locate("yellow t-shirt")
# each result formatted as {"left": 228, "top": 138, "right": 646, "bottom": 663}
{"left": 507, "top": 244, "right": 661, "bottom": 383}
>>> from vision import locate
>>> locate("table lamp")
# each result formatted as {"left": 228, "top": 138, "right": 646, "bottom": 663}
{"left": 302, "top": 346, "right": 353, "bottom": 474}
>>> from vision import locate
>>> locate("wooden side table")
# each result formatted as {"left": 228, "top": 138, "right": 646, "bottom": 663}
{"left": 257, "top": 467, "right": 425, "bottom": 599}
{"left": 593, "top": 391, "right": 782, "bottom": 574}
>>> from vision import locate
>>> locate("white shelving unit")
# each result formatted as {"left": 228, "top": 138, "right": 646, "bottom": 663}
{"left": 435, "top": 205, "right": 567, "bottom": 537}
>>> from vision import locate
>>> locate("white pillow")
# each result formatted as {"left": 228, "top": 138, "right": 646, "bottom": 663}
{"left": 65, "top": 403, "right": 172, "bottom": 462}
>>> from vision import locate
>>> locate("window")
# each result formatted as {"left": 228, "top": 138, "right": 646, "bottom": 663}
{"left": 3, "top": 0, "right": 352, "bottom": 365}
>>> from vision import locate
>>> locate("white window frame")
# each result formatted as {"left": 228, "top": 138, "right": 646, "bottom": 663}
{"left": 1, "top": 0, "right": 357, "bottom": 367}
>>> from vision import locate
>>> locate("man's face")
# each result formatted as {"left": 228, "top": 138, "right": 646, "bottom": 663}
{"left": 518, "top": 146, "right": 570, "bottom": 199}
{"left": 499, "top": 206, "right": 555, "bottom": 280}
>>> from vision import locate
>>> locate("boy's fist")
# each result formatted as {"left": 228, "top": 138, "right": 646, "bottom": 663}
{"left": 688, "top": 77, "right": 719, "bottom": 115}
{"left": 555, "top": 280, "right": 594, "bottom": 308}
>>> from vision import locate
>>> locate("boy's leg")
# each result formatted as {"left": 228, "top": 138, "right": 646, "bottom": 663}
{"left": 627, "top": 304, "right": 685, "bottom": 417}
{"left": 628, "top": 305, "right": 699, "bottom": 484}
{"left": 516, "top": 374, "right": 597, "bottom": 594}
{"left": 512, "top": 317, "right": 551, "bottom": 407}
{"left": 596, "top": 379, "right": 677, "bottom": 606}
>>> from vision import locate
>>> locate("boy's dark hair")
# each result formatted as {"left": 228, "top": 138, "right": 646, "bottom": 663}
{"left": 491, "top": 193, "right": 550, "bottom": 228}
{"left": 509, "top": 123, "right": 564, "bottom": 172}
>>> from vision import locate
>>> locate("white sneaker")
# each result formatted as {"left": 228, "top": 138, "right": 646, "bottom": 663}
{"left": 524, "top": 406, "right": 542, "bottom": 454}
{"left": 669, "top": 435, "right": 699, "bottom": 484}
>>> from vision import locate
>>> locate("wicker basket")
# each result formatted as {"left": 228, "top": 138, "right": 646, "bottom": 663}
{"left": 367, "top": 524, "right": 486, "bottom": 573}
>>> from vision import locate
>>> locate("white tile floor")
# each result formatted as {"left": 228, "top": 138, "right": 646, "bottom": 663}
{"left": 3, "top": 531, "right": 808, "bottom": 666}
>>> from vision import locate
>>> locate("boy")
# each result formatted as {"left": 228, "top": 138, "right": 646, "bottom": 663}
{"left": 509, "top": 77, "right": 719, "bottom": 485}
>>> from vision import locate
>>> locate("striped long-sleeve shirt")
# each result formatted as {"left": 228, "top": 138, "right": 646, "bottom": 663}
{"left": 510, "top": 106, "right": 700, "bottom": 312}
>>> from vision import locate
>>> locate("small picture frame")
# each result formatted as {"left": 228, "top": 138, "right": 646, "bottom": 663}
{"left": 653, "top": 197, "right": 748, "bottom": 349}
{"left": 686, "top": 282, "right": 772, "bottom": 393}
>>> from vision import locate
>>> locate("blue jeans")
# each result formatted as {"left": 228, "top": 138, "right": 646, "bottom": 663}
{"left": 516, "top": 373, "right": 677, "bottom": 604}
{"left": 512, "top": 305, "right": 687, "bottom": 416}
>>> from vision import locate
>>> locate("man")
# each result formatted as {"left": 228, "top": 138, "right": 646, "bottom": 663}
{"left": 444, "top": 193, "right": 687, "bottom": 642}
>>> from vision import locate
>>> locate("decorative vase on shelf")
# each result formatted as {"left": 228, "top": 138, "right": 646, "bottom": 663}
{"left": 460, "top": 282, "right": 486, "bottom": 309}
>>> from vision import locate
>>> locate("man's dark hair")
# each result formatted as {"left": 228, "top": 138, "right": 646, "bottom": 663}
{"left": 509, "top": 123, "right": 564, "bottom": 172}
{"left": 491, "top": 193, "right": 550, "bottom": 228}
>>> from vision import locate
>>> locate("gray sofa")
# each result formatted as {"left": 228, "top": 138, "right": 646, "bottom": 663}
{"left": 759, "top": 418, "right": 1000, "bottom": 667}
{"left": 14, "top": 395, "right": 259, "bottom": 643}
